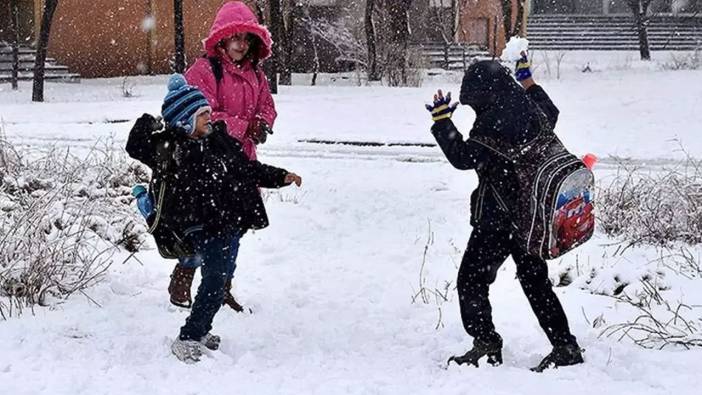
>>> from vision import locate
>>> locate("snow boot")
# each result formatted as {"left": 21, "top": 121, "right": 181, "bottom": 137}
{"left": 199, "top": 332, "right": 221, "bottom": 351}
{"left": 171, "top": 338, "right": 203, "bottom": 364}
{"left": 531, "top": 344, "right": 584, "bottom": 372}
{"left": 168, "top": 264, "right": 195, "bottom": 308}
{"left": 448, "top": 338, "right": 503, "bottom": 367}
{"left": 222, "top": 280, "right": 251, "bottom": 313}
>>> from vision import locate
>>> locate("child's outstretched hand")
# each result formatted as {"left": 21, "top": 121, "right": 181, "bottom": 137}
{"left": 425, "top": 89, "right": 458, "bottom": 122}
{"left": 285, "top": 172, "right": 302, "bottom": 187}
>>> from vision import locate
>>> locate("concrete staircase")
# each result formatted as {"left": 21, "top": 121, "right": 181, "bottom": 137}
{"left": 528, "top": 15, "right": 702, "bottom": 51}
{"left": 415, "top": 43, "right": 492, "bottom": 71}
{"left": 0, "top": 42, "right": 80, "bottom": 83}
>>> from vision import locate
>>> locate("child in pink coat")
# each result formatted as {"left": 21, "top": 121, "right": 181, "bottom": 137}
{"left": 185, "top": 1, "right": 275, "bottom": 161}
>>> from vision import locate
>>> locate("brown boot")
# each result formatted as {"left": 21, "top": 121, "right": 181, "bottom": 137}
{"left": 168, "top": 264, "right": 195, "bottom": 308}
{"left": 222, "top": 280, "right": 249, "bottom": 313}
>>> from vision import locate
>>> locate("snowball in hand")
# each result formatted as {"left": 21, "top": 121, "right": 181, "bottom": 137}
{"left": 501, "top": 37, "right": 530, "bottom": 62}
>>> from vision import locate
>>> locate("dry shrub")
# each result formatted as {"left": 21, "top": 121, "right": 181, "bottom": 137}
{"left": 0, "top": 136, "right": 150, "bottom": 318}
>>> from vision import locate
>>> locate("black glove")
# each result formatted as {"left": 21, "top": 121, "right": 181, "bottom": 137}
{"left": 248, "top": 119, "right": 274, "bottom": 145}
{"left": 133, "top": 113, "right": 164, "bottom": 134}
{"left": 126, "top": 114, "right": 165, "bottom": 167}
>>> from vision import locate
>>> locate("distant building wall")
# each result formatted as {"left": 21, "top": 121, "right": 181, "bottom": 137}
{"left": 455, "top": 0, "right": 520, "bottom": 55}
{"left": 47, "top": 0, "right": 236, "bottom": 78}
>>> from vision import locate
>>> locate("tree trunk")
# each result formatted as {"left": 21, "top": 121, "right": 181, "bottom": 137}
{"left": 173, "top": 0, "right": 186, "bottom": 73}
{"left": 269, "top": 0, "right": 283, "bottom": 89}
{"left": 253, "top": 1, "right": 277, "bottom": 94}
{"left": 10, "top": 0, "right": 20, "bottom": 90}
{"left": 628, "top": 0, "right": 652, "bottom": 61}
{"left": 278, "top": 0, "right": 297, "bottom": 86}
{"left": 310, "top": 25, "right": 320, "bottom": 86}
{"left": 386, "top": 0, "right": 411, "bottom": 86}
{"left": 365, "top": 0, "right": 380, "bottom": 81}
{"left": 635, "top": 12, "right": 651, "bottom": 60}
{"left": 501, "top": 0, "right": 512, "bottom": 40}
{"left": 32, "top": 0, "right": 60, "bottom": 102}
{"left": 513, "top": 0, "right": 527, "bottom": 37}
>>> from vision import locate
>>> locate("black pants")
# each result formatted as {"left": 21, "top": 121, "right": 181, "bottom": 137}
{"left": 457, "top": 226, "right": 578, "bottom": 347}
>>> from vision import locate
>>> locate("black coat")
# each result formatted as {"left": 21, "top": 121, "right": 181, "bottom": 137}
{"left": 431, "top": 61, "right": 560, "bottom": 229}
{"left": 126, "top": 114, "right": 289, "bottom": 237}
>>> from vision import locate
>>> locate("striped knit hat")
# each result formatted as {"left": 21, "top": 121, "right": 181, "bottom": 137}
{"left": 161, "top": 74, "right": 211, "bottom": 134}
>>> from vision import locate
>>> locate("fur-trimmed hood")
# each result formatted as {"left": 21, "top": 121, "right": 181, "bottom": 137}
{"left": 202, "top": 1, "right": 272, "bottom": 61}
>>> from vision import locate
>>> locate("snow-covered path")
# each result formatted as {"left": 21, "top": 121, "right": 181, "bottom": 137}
{"left": 2, "top": 67, "right": 702, "bottom": 394}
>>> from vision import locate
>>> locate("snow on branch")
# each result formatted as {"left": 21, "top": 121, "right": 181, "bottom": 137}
{"left": 0, "top": 133, "right": 150, "bottom": 319}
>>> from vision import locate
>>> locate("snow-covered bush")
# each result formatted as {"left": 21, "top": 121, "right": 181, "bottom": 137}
{"left": 601, "top": 278, "right": 702, "bottom": 349}
{"left": 0, "top": 138, "right": 150, "bottom": 318}
{"left": 598, "top": 155, "right": 702, "bottom": 248}
{"left": 661, "top": 49, "right": 701, "bottom": 71}
{"left": 566, "top": 155, "right": 702, "bottom": 349}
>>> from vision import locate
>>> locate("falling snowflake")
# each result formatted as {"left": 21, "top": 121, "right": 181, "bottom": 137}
{"left": 142, "top": 15, "right": 156, "bottom": 32}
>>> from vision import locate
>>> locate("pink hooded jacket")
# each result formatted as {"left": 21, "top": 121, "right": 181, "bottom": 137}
{"left": 185, "top": 1, "right": 276, "bottom": 160}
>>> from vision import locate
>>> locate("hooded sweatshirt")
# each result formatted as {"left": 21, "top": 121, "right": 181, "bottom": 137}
{"left": 431, "top": 60, "right": 560, "bottom": 228}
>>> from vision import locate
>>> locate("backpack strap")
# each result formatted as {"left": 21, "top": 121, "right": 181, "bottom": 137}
{"left": 207, "top": 56, "right": 223, "bottom": 101}
{"left": 148, "top": 137, "right": 176, "bottom": 233}
{"left": 208, "top": 56, "right": 224, "bottom": 84}
{"left": 471, "top": 107, "right": 555, "bottom": 164}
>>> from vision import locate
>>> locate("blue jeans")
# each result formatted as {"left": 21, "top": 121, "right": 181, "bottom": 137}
{"left": 179, "top": 229, "right": 241, "bottom": 341}
{"left": 178, "top": 233, "right": 239, "bottom": 281}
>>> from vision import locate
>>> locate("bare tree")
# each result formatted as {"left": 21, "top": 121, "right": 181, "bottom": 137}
{"left": 9, "top": 0, "right": 20, "bottom": 90}
{"left": 269, "top": 0, "right": 284, "bottom": 88}
{"left": 500, "top": 0, "right": 513, "bottom": 40}
{"left": 32, "top": 0, "right": 60, "bottom": 102}
{"left": 173, "top": 0, "right": 186, "bottom": 73}
{"left": 251, "top": 0, "right": 277, "bottom": 94}
{"left": 627, "top": 0, "right": 653, "bottom": 60}
{"left": 433, "top": 0, "right": 458, "bottom": 44}
{"left": 365, "top": 0, "right": 381, "bottom": 81}
{"left": 432, "top": 0, "right": 458, "bottom": 70}
{"left": 385, "top": 0, "right": 412, "bottom": 86}
{"left": 306, "top": 16, "right": 367, "bottom": 70}
{"left": 513, "top": 0, "right": 527, "bottom": 37}
{"left": 501, "top": 0, "right": 528, "bottom": 38}
{"left": 278, "top": 0, "right": 300, "bottom": 86}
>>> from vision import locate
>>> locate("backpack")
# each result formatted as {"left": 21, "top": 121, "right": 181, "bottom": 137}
{"left": 473, "top": 111, "right": 595, "bottom": 260}
{"left": 145, "top": 138, "right": 195, "bottom": 259}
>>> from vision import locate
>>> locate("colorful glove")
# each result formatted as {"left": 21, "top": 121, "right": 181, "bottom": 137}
{"left": 425, "top": 90, "right": 458, "bottom": 122}
{"left": 515, "top": 52, "right": 532, "bottom": 82}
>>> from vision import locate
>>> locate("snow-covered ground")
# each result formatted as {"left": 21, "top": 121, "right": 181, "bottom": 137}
{"left": 1, "top": 55, "right": 702, "bottom": 394}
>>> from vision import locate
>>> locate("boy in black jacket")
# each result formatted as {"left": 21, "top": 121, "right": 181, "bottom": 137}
{"left": 427, "top": 57, "right": 583, "bottom": 372}
{"left": 126, "top": 74, "right": 301, "bottom": 363}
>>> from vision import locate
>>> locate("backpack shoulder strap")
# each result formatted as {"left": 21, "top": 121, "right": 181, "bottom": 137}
{"left": 148, "top": 136, "right": 177, "bottom": 234}
{"left": 207, "top": 55, "right": 223, "bottom": 100}
{"left": 207, "top": 56, "right": 224, "bottom": 84}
